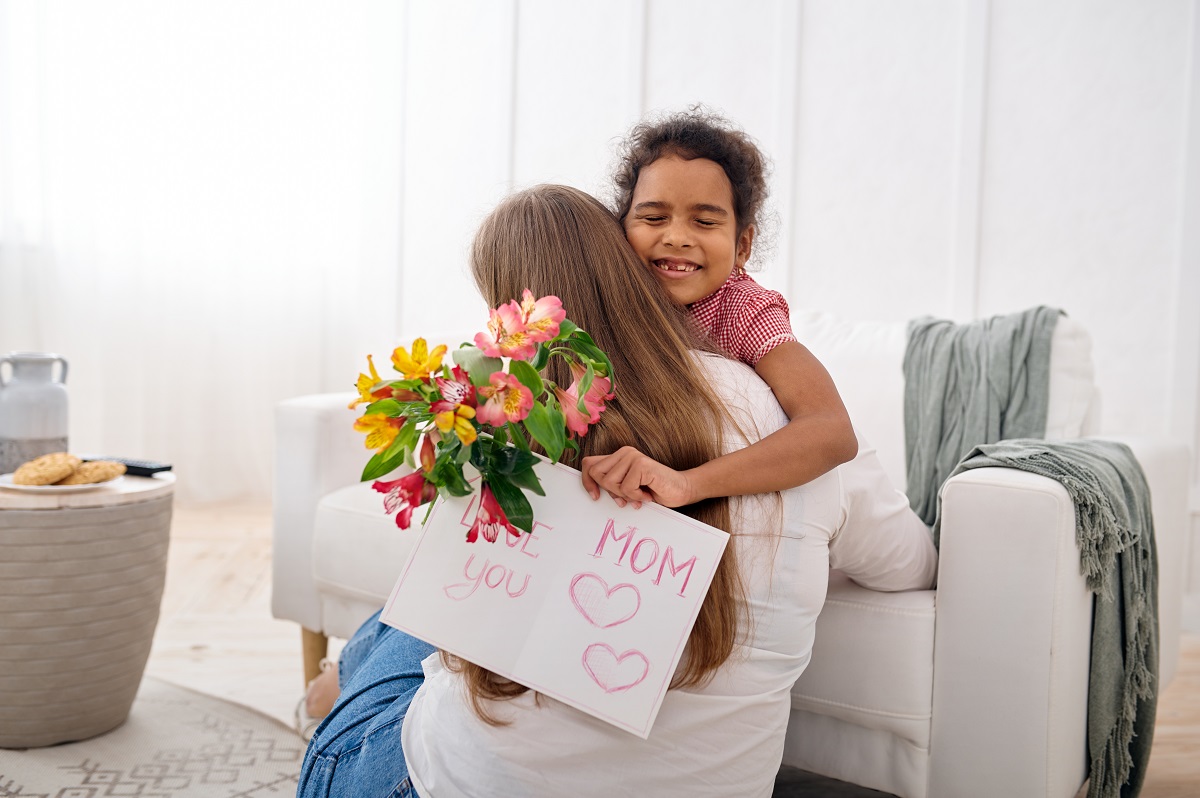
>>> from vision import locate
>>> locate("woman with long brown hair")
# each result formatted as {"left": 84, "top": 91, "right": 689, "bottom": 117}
{"left": 298, "top": 185, "right": 935, "bottom": 798}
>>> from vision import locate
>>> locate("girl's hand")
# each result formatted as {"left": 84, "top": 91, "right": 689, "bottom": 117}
{"left": 580, "top": 446, "right": 693, "bottom": 509}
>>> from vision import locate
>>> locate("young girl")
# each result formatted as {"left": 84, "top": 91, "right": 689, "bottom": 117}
{"left": 581, "top": 110, "right": 859, "bottom": 509}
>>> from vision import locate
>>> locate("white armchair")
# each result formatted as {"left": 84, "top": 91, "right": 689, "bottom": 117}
{"left": 271, "top": 314, "right": 1189, "bottom": 798}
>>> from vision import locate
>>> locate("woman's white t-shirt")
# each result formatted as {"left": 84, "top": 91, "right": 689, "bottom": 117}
{"left": 401, "top": 354, "right": 845, "bottom": 797}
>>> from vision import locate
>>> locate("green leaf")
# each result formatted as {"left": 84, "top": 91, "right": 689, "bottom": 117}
{"left": 530, "top": 343, "right": 550, "bottom": 371}
{"left": 454, "top": 441, "right": 473, "bottom": 465}
{"left": 505, "top": 422, "right": 532, "bottom": 451}
{"left": 486, "top": 474, "right": 534, "bottom": 534}
{"left": 490, "top": 444, "right": 540, "bottom": 476}
{"left": 553, "top": 319, "right": 579, "bottom": 341}
{"left": 469, "top": 438, "right": 489, "bottom": 470}
{"left": 432, "top": 457, "right": 472, "bottom": 496}
{"left": 452, "top": 347, "right": 504, "bottom": 388}
{"left": 508, "top": 359, "right": 544, "bottom": 398}
{"left": 420, "top": 495, "right": 439, "bottom": 526}
{"left": 523, "top": 401, "right": 566, "bottom": 463}
{"left": 361, "top": 451, "right": 389, "bottom": 482}
{"left": 392, "top": 418, "right": 420, "bottom": 456}
{"left": 569, "top": 327, "right": 597, "bottom": 347}
{"left": 491, "top": 425, "right": 509, "bottom": 446}
{"left": 364, "top": 398, "right": 402, "bottom": 417}
{"left": 506, "top": 464, "right": 546, "bottom": 496}
{"left": 576, "top": 362, "right": 596, "bottom": 413}
{"left": 566, "top": 336, "right": 613, "bottom": 380}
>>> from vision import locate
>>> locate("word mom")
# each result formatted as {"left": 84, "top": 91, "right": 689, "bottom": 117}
{"left": 590, "top": 519, "right": 697, "bottom": 597}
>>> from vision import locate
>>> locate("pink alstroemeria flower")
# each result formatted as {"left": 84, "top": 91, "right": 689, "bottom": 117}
{"left": 517, "top": 290, "right": 566, "bottom": 343}
{"left": 466, "top": 482, "right": 519, "bottom": 543}
{"left": 554, "top": 363, "right": 614, "bottom": 437}
{"left": 476, "top": 372, "right": 534, "bottom": 427}
{"left": 474, "top": 301, "right": 537, "bottom": 360}
{"left": 373, "top": 471, "right": 437, "bottom": 530}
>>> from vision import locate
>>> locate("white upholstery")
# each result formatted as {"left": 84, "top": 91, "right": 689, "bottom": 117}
{"left": 271, "top": 314, "right": 1189, "bottom": 798}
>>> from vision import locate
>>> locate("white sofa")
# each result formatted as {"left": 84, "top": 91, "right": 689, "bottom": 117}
{"left": 271, "top": 312, "right": 1189, "bottom": 798}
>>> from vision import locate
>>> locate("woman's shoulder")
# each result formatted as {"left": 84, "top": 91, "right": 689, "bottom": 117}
{"left": 691, "top": 353, "right": 788, "bottom": 441}
{"left": 692, "top": 350, "right": 758, "bottom": 384}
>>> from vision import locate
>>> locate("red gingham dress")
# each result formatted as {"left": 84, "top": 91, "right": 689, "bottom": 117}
{"left": 687, "top": 272, "right": 797, "bottom": 367}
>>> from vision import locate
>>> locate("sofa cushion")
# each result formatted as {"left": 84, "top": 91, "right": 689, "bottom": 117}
{"left": 791, "top": 310, "right": 1097, "bottom": 492}
{"left": 312, "top": 481, "right": 418, "bottom": 606}
{"left": 791, "top": 312, "right": 911, "bottom": 490}
{"left": 790, "top": 570, "right": 937, "bottom": 751}
{"left": 1043, "top": 315, "right": 1097, "bottom": 439}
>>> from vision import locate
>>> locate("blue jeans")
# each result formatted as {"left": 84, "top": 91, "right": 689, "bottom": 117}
{"left": 297, "top": 610, "right": 435, "bottom": 798}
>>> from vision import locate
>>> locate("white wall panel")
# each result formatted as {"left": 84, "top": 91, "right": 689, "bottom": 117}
{"left": 511, "top": 0, "right": 645, "bottom": 198}
{"left": 977, "top": 0, "right": 1192, "bottom": 437}
{"left": 642, "top": 0, "right": 801, "bottom": 296}
{"left": 789, "top": 0, "right": 963, "bottom": 320}
{"left": 399, "top": 0, "right": 516, "bottom": 340}
{"left": 385, "top": 0, "right": 1200, "bottom": 604}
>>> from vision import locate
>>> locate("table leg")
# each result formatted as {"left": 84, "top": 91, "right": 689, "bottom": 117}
{"left": 302, "top": 626, "right": 329, "bottom": 686}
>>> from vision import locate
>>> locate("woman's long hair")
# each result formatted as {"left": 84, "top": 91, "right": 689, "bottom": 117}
{"left": 444, "top": 184, "right": 746, "bottom": 722}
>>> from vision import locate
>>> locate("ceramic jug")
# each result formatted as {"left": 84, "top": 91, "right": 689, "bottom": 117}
{"left": 0, "top": 352, "right": 69, "bottom": 474}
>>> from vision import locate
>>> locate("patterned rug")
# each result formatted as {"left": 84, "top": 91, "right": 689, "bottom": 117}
{"left": 0, "top": 674, "right": 895, "bottom": 797}
{"left": 0, "top": 677, "right": 304, "bottom": 797}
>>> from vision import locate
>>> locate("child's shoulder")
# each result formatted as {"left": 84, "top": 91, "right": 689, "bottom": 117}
{"left": 722, "top": 271, "right": 775, "bottom": 297}
{"left": 717, "top": 273, "right": 792, "bottom": 323}
{"left": 700, "top": 273, "right": 798, "bottom": 367}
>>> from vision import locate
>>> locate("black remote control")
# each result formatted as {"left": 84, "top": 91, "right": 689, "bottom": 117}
{"left": 81, "top": 456, "right": 173, "bottom": 478}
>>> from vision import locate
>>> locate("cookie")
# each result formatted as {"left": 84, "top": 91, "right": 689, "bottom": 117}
{"left": 12, "top": 453, "right": 83, "bottom": 485}
{"left": 55, "top": 460, "right": 126, "bottom": 485}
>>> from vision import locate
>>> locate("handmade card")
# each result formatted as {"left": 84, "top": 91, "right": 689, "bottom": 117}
{"left": 380, "top": 460, "right": 729, "bottom": 738}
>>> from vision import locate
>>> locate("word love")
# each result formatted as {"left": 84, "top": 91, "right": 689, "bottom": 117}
{"left": 591, "top": 519, "right": 698, "bottom": 597}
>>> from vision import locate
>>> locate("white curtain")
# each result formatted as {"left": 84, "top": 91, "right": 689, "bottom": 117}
{"left": 0, "top": 0, "right": 406, "bottom": 503}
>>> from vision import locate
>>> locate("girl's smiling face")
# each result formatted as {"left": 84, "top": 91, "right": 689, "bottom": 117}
{"left": 622, "top": 155, "right": 754, "bottom": 306}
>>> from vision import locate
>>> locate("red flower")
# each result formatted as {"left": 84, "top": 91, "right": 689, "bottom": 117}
{"left": 466, "top": 483, "right": 519, "bottom": 543}
{"left": 373, "top": 471, "right": 437, "bottom": 530}
{"left": 432, "top": 366, "right": 477, "bottom": 410}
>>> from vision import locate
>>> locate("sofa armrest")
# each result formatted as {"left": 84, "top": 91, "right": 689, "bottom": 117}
{"left": 927, "top": 435, "right": 1189, "bottom": 798}
{"left": 270, "top": 392, "right": 364, "bottom": 630}
{"left": 929, "top": 467, "right": 1091, "bottom": 798}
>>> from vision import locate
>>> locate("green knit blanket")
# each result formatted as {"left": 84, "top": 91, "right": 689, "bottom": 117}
{"left": 904, "top": 309, "right": 1158, "bottom": 798}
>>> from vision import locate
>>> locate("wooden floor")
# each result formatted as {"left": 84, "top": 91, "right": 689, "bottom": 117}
{"left": 147, "top": 502, "right": 1200, "bottom": 796}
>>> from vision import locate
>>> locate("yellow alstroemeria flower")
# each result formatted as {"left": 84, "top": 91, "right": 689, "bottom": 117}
{"left": 354, "top": 413, "right": 404, "bottom": 452}
{"left": 392, "top": 338, "right": 447, "bottom": 381}
{"left": 348, "top": 354, "right": 390, "bottom": 409}
{"left": 434, "top": 404, "right": 477, "bottom": 446}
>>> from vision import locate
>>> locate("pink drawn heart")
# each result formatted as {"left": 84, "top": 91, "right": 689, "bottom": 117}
{"left": 582, "top": 644, "right": 650, "bottom": 694}
{"left": 568, "top": 573, "right": 641, "bottom": 629}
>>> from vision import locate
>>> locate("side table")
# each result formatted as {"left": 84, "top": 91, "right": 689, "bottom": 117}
{"left": 0, "top": 473, "right": 175, "bottom": 748}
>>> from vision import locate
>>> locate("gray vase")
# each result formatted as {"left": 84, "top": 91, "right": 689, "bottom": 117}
{"left": 0, "top": 352, "right": 69, "bottom": 474}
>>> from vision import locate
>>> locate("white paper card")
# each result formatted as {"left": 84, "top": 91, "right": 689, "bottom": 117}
{"left": 380, "top": 460, "right": 729, "bottom": 738}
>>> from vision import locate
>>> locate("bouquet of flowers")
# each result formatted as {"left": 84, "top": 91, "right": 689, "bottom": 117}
{"left": 350, "top": 290, "right": 614, "bottom": 543}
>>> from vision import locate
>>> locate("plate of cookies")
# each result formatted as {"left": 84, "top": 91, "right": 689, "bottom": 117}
{"left": 0, "top": 453, "right": 127, "bottom": 493}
